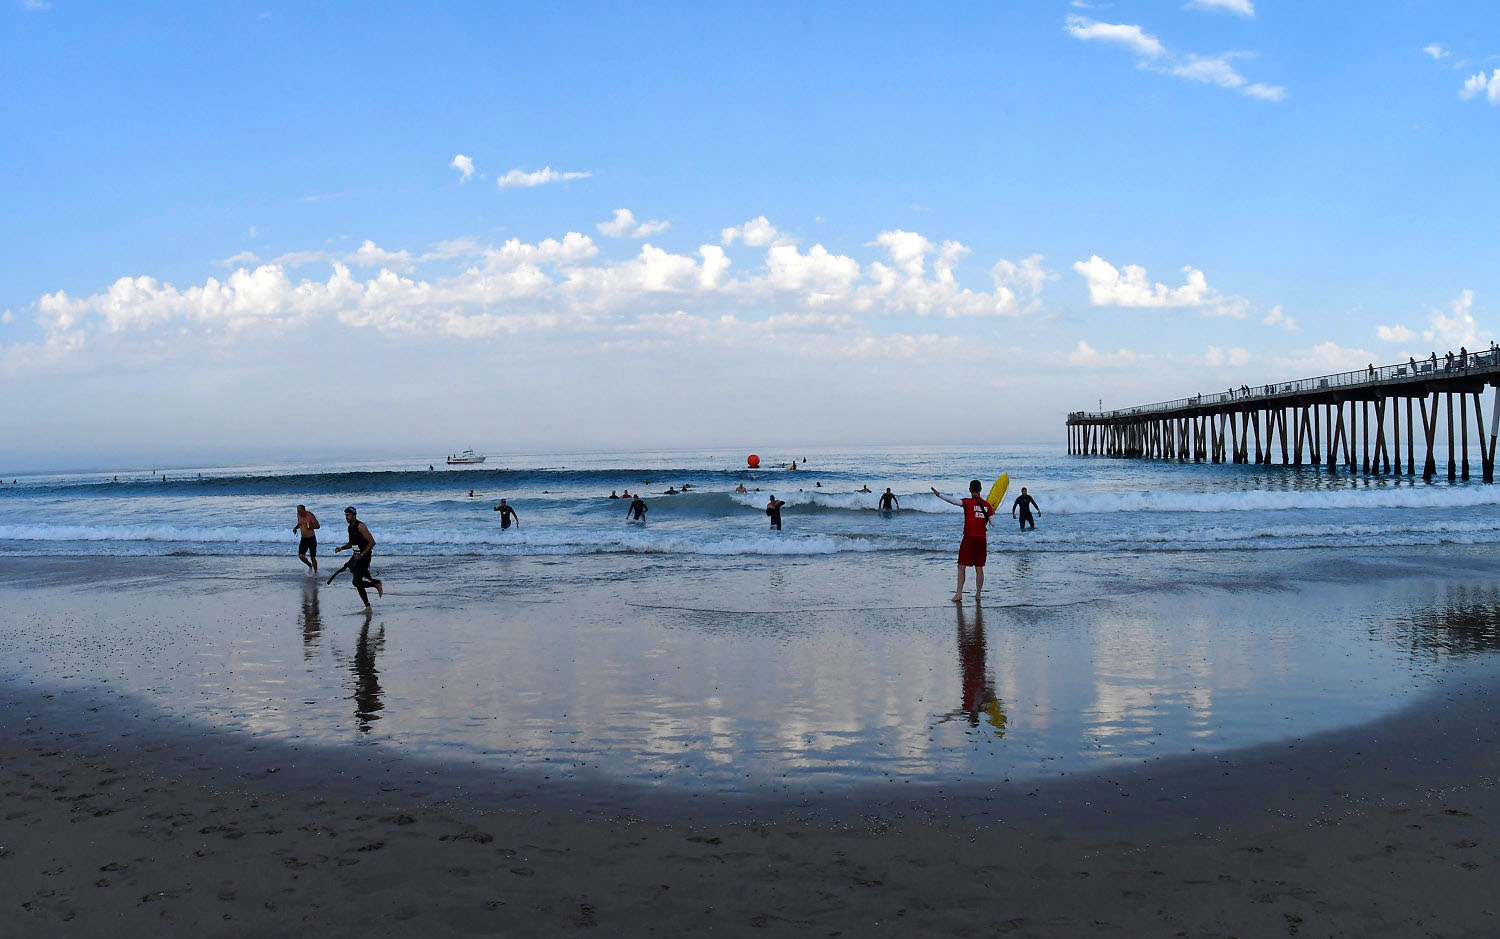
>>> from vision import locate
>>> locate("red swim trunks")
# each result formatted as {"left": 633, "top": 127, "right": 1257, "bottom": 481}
{"left": 957, "top": 535, "right": 986, "bottom": 567}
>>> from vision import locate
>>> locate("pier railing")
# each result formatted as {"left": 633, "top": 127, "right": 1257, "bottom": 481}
{"left": 1068, "top": 349, "right": 1500, "bottom": 422}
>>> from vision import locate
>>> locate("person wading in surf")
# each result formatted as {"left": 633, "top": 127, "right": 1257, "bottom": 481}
{"left": 293, "top": 504, "right": 320, "bottom": 573}
{"left": 334, "top": 507, "right": 384, "bottom": 609}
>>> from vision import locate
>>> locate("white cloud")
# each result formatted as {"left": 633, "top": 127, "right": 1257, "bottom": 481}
{"left": 1379, "top": 291, "right": 1488, "bottom": 350}
{"left": 1276, "top": 341, "right": 1374, "bottom": 374}
{"left": 215, "top": 250, "right": 261, "bottom": 267}
{"left": 596, "top": 208, "right": 671, "bottom": 238}
{"left": 1204, "top": 345, "right": 1253, "bottom": 367}
{"left": 1422, "top": 44, "right": 1449, "bottom": 60}
{"left": 1064, "top": 16, "right": 1164, "bottom": 58}
{"left": 721, "top": 216, "right": 784, "bottom": 247}
{"left": 1424, "top": 290, "right": 1484, "bottom": 347}
{"left": 450, "top": 154, "right": 475, "bottom": 182}
{"left": 496, "top": 166, "right": 592, "bottom": 189}
{"left": 1460, "top": 70, "right": 1500, "bottom": 104}
{"left": 21, "top": 0, "right": 52, "bottom": 9}
{"left": 1, "top": 310, "right": 13, "bottom": 324}
{"left": 300, "top": 193, "right": 344, "bottom": 203}
{"left": 352, "top": 239, "right": 414, "bottom": 271}
{"left": 1263, "top": 305, "right": 1298, "bottom": 332}
{"left": 1169, "top": 53, "right": 1287, "bottom": 101}
{"left": 7, "top": 222, "right": 1046, "bottom": 377}
{"left": 1066, "top": 15, "right": 1283, "bottom": 101}
{"left": 1068, "top": 340, "right": 1143, "bottom": 367}
{"left": 1186, "top": 0, "right": 1253, "bottom": 16}
{"left": 991, "top": 254, "right": 1052, "bottom": 297}
{"left": 1073, "top": 255, "right": 1243, "bottom": 313}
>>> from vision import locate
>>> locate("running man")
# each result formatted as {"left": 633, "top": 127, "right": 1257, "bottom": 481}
{"left": 334, "top": 507, "right": 384, "bottom": 609}
{"left": 766, "top": 495, "right": 786, "bottom": 530}
{"left": 878, "top": 487, "right": 900, "bottom": 514}
{"left": 493, "top": 498, "right": 520, "bottom": 529}
{"left": 932, "top": 480, "right": 993, "bottom": 603}
{"left": 626, "top": 495, "right": 648, "bottom": 521}
{"left": 1012, "top": 487, "right": 1040, "bottom": 531}
{"left": 293, "top": 504, "right": 320, "bottom": 573}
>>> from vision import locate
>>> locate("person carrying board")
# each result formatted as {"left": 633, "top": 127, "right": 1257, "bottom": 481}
{"left": 932, "top": 480, "right": 993, "bottom": 603}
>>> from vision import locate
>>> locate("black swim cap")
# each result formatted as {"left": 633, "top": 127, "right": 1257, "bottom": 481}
{"left": 344, "top": 506, "right": 357, "bottom": 515}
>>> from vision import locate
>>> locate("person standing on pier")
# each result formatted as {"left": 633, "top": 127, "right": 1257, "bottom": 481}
{"left": 932, "top": 480, "right": 992, "bottom": 603}
{"left": 1012, "top": 488, "right": 1040, "bottom": 531}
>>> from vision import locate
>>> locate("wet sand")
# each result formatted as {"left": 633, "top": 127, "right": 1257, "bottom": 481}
{"left": 3, "top": 669, "right": 1497, "bottom": 937}
{"left": 1, "top": 555, "right": 1498, "bottom": 936}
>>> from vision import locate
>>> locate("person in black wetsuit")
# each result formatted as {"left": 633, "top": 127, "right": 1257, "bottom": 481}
{"left": 878, "top": 488, "right": 899, "bottom": 514}
{"left": 493, "top": 498, "right": 519, "bottom": 529}
{"left": 626, "top": 495, "right": 648, "bottom": 521}
{"left": 335, "top": 506, "right": 384, "bottom": 608}
{"left": 766, "top": 495, "right": 786, "bottom": 530}
{"left": 1012, "top": 487, "right": 1039, "bottom": 531}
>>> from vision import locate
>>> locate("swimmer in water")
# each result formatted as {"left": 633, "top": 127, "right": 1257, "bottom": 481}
{"left": 766, "top": 495, "right": 786, "bottom": 530}
{"left": 878, "top": 488, "right": 899, "bottom": 514}
{"left": 627, "top": 495, "right": 648, "bottom": 521}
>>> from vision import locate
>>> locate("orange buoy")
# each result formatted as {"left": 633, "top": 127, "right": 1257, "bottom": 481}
{"left": 747, "top": 454, "right": 760, "bottom": 468}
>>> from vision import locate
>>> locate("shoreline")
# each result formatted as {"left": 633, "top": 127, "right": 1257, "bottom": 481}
{"left": 3, "top": 551, "right": 1499, "bottom": 934}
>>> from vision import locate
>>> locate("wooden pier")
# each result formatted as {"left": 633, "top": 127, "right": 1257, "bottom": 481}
{"left": 1066, "top": 351, "right": 1500, "bottom": 482}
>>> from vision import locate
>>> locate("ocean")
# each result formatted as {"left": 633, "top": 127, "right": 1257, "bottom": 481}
{"left": 5, "top": 443, "right": 1500, "bottom": 560}
{"left": 4, "top": 444, "right": 1500, "bottom": 794}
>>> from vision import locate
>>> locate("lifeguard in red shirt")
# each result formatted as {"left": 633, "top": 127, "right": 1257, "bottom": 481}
{"left": 932, "top": 479, "right": 993, "bottom": 603}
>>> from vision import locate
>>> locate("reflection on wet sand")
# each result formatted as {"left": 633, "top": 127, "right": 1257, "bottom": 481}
{"left": 938, "top": 604, "right": 1007, "bottom": 734}
{"left": 299, "top": 580, "right": 322, "bottom": 659}
{"left": 350, "top": 611, "right": 385, "bottom": 732}
{"left": 1388, "top": 584, "right": 1500, "bottom": 657}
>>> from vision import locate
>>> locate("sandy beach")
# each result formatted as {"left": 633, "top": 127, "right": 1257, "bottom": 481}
{"left": 2, "top": 661, "right": 1496, "bottom": 936}
{"left": 0, "top": 552, "right": 1496, "bottom": 936}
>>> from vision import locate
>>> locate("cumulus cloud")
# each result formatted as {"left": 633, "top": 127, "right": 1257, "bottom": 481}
{"left": 496, "top": 166, "right": 592, "bottom": 189}
{"left": 1378, "top": 291, "right": 1488, "bottom": 350}
{"left": 1461, "top": 70, "right": 1500, "bottom": 104}
{"left": 991, "top": 254, "right": 1052, "bottom": 297}
{"left": 450, "top": 154, "right": 475, "bottom": 182}
{"left": 1422, "top": 44, "right": 1449, "bottom": 60}
{"left": 1186, "top": 0, "right": 1253, "bottom": 16}
{"left": 596, "top": 208, "right": 671, "bottom": 238}
{"left": 1065, "top": 15, "right": 1284, "bottom": 101}
{"left": 1073, "top": 255, "right": 1248, "bottom": 315}
{"left": 721, "top": 216, "right": 784, "bottom": 247}
{"left": 6, "top": 221, "right": 1045, "bottom": 378}
{"left": 1263, "top": 305, "right": 1298, "bottom": 332}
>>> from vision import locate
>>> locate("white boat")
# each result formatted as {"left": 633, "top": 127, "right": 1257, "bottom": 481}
{"left": 446, "top": 449, "right": 487, "bottom": 465}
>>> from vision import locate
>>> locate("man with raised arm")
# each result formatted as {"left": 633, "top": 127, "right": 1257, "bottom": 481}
{"left": 932, "top": 480, "right": 993, "bottom": 603}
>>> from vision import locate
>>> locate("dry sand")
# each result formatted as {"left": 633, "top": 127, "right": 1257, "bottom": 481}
{"left": 2, "top": 663, "right": 1497, "bottom": 938}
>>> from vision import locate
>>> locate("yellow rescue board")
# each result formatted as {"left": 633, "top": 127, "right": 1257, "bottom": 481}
{"left": 985, "top": 474, "right": 1010, "bottom": 513}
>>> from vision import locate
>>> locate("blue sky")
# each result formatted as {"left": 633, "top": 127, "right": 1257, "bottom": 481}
{"left": 2, "top": 1, "right": 1497, "bottom": 467}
